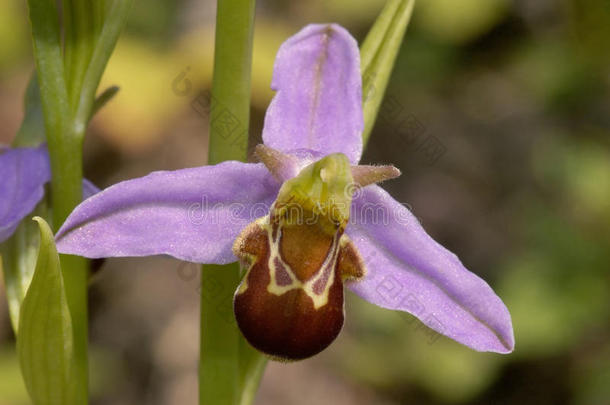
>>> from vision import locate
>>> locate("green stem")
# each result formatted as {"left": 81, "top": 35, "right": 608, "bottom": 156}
{"left": 201, "top": 1, "right": 265, "bottom": 405}
{"left": 41, "top": 50, "right": 88, "bottom": 405}
{"left": 207, "top": 0, "right": 256, "bottom": 164}
{"left": 26, "top": 1, "right": 88, "bottom": 402}
{"left": 26, "top": 2, "right": 133, "bottom": 403}
{"left": 200, "top": 263, "right": 241, "bottom": 404}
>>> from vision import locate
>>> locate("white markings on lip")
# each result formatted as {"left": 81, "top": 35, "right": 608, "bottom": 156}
{"left": 265, "top": 215, "right": 342, "bottom": 310}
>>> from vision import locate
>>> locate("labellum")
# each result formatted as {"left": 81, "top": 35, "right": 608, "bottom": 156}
{"left": 233, "top": 150, "right": 397, "bottom": 360}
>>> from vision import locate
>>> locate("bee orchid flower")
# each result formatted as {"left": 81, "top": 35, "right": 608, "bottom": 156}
{"left": 55, "top": 24, "right": 514, "bottom": 360}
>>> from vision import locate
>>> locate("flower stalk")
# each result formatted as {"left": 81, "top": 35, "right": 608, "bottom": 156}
{"left": 25, "top": 1, "right": 132, "bottom": 403}
{"left": 27, "top": 1, "right": 87, "bottom": 402}
{"left": 201, "top": 0, "right": 265, "bottom": 404}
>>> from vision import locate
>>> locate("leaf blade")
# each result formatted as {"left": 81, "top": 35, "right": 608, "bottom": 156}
{"left": 360, "top": 0, "right": 416, "bottom": 145}
{"left": 17, "top": 217, "right": 76, "bottom": 405}
{"left": 0, "top": 202, "right": 47, "bottom": 333}
{"left": 13, "top": 73, "right": 46, "bottom": 148}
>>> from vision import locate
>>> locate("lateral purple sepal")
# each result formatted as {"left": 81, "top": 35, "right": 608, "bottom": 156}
{"left": 346, "top": 185, "right": 514, "bottom": 353}
{"left": 56, "top": 162, "right": 279, "bottom": 264}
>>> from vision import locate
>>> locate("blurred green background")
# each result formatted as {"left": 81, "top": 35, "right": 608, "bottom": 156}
{"left": 1, "top": 0, "right": 609, "bottom": 404}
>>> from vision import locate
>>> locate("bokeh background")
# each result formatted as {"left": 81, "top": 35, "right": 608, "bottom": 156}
{"left": 1, "top": 0, "right": 609, "bottom": 404}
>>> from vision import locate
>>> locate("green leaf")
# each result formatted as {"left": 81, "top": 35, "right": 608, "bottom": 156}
{"left": 63, "top": 0, "right": 96, "bottom": 110}
{"left": 16, "top": 217, "right": 77, "bottom": 405}
{"left": 73, "top": 0, "right": 134, "bottom": 136}
{"left": 26, "top": 0, "right": 80, "bottom": 229}
{"left": 12, "top": 73, "right": 46, "bottom": 148}
{"left": 0, "top": 202, "right": 48, "bottom": 333}
{"left": 360, "top": 0, "right": 416, "bottom": 145}
{"left": 26, "top": 0, "right": 70, "bottom": 145}
{"left": 89, "top": 85, "right": 120, "bottom": 120}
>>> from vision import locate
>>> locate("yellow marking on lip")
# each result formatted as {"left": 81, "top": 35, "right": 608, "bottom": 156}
{"left": 236, "top": 274, "right": 249, "bottom": 295}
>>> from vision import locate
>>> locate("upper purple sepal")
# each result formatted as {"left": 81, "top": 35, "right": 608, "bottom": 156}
{"left": 262, "top": 24, "right": 364, "bottom": 164}
{"left": 0, "top": 145, "right": 50, "bottom": 243}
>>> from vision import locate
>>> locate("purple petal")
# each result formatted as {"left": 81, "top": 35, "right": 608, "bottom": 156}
{"left": 82, "top": 178, "right": 100, "bottom": 199}
{"left": 346, "top": 185, "right": 514, "bottom": 353}
{"left": 262, "top": 24, "right": 363, "bottom": 164}
{"left": 56, "top": 162, "right": 279, "bottom": 264}
{"left": 0, "top": 145, "right": 50, "bottom": 243}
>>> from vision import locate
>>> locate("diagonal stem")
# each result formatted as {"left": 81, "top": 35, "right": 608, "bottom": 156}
{"left": 360, "top": 0, "right": 415, "bottom": 146}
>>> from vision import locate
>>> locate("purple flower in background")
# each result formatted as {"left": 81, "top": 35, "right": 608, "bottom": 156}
{"left": 0, "top": 144, "right": 99, "bottom": 243}
{"left": 55, "top": 24, "right": 514, "bottom": 360}
{"left": 0, "top": 144, "right": 50, "bottom": 242}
